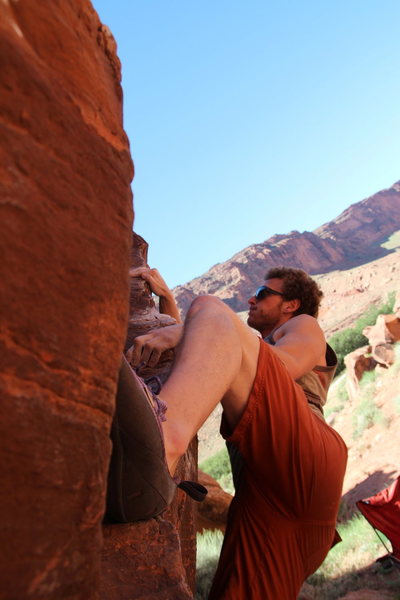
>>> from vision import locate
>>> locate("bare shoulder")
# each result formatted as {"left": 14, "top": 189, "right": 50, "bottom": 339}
{"left": 275, "top": 314, "right": 324, "bottom": 339}
{"left": 272, "top": 315, "right": 326, "bottom": 379}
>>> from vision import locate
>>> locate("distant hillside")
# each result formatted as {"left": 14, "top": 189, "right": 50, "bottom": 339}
{"left": 173, "top": 181, "right": 400, "bottom": 314}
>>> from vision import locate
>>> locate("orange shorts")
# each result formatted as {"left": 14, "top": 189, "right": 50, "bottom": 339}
{"left": 209, "top": 339, "right": 347, "bottom": 600}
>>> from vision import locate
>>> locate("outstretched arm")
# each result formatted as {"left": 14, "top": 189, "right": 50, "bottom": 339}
{"left": 127, "top": 266, "right": 183, "bottom": 368}
{"left": 129, "top": 267, "right": 181, "bottom": 323}
{"left": 126, "top": 323, "right": 183, "bottom": 368}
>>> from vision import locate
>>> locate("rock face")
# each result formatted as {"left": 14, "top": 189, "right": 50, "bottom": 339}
{"left": 174, "top": 182, "right": 400, "bottom": 314}
{"left": 344, "top": 347, "right": 377, "bottom": 399}
{"left": 344, "top": 310, "right": 400, "bottom": 400}
{"left": 196, "top": 470, "right": 232, "bottom": 533}
{"left": 101, "top": 521, "right": 193, "bottom": 600}
{"left": 100, "top": 234, "right": 199, "bottom": 598}
{"left": 0, "top": 3, "right": 133, "bottom": 599}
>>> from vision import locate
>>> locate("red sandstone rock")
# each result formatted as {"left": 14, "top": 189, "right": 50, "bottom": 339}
{"left": 362, "top": 313, "right": 400, "bottom": 367}
{"left": 101, "top": 520, "right": 193, "bottom": 600}
{"left": 195, "top": 470, "right": 232, "bottom": 533}
{"left": 364, "top": 313, "right": 400, "bottom": 347}
{"left": 0, "top": 2, "right": 133, "bottom": 599}
{"left": 100, "top": 234, "right": 198, "bottom": 597}
{"left": 384, "top": 313, "right": 400, "bottom": 343}
{"left": 344, "top": 347, "right": 377, "bottom": 400}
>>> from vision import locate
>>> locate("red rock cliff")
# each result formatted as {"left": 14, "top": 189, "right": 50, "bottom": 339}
{"left": 0, "top": 2, "right": 133, "bottom": 598}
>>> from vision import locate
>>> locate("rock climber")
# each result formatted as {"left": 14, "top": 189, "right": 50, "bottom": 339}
{"left": 109, "top": 265, "right": 347, "bottom": 600}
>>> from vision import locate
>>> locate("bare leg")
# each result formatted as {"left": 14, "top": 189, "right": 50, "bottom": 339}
{"left": 159, "top": 295, "right": 260, "bottom": 474}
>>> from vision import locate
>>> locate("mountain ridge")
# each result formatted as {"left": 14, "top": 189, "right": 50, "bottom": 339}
{"left": 173, "top": 181, "right": 400, "bottom": 315}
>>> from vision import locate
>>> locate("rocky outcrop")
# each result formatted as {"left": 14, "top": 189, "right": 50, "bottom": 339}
{"left": 196, "top": 470, "right": 232, "bottom": 533}
{"left": 345, "top": 310, "right": 400, "bottom": 399}
{"left": 100, "top": 234, "right": 198, "bottom": 598}
{"left": 0, "top": 2, "right": 133, "bottom": 599}
{"left": 101, "top": 520, "right": 193, "bottom": 600}
{"left": 345, "top": 347, "right": 377, "bottom": 399}
{"left": 174, "top": 182, "right": 400, "bottom": 314}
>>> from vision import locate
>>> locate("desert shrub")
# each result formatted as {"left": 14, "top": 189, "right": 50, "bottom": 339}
{"left": 329, "top": 329, "right": 368, "bottom": 375}
{"left": 200, "top": 447, "right": 231, "bottom": 482}
{"left": 351, "top": 372, "right": 388, "bottom": 439}
{"left": 354, "top": 291, "right": 396, "bottom": 334}
{"left": 325, "top": 374, "right": 348, "bottom": 418}
{"left": 196, "top": 529, "right": 223, "bottom": 599}
{"left": 336, "top": 375, "right": 349, "bottom": 403}
{"left": 329, "top": 292, "right": 397, "bottom": 376}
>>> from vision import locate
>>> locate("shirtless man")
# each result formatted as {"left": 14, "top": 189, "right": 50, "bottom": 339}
{"left": 112, "top": 266, "right": 347, "bottom": 599}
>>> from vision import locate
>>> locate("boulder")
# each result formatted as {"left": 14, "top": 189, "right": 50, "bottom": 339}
{"left": 344, "top": 346, "right": 377, "bottom": 400}
{"left": 100, "top": 234, "right": 199, "bottom": 597}
{"left": 0, "top": 2, "right": 133, "bottom": 599}
{"left": 196, "top": 470, "right": 232, "bottom": 533}
{"left": 364, "top": 313, "right": 400, "bottom": 348}
{"left": 101, "top": 520, "right": 193, "bottom": 600}
{"left": 384, "top": 313, "right": 400, "bottom": 343}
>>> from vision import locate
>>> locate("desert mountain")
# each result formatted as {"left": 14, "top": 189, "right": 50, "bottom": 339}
{"left": 173, "top": 181, "right": 400, "bottom": 319}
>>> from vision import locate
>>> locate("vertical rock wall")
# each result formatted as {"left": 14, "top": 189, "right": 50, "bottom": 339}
{"left": 0, "top": 2, "right": 133, "bottom": 599}
{"left": 101, "top": 234, "right": 198, "bottom": 599}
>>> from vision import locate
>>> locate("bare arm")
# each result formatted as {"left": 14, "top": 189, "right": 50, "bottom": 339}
{"left": 269, "top": 314, "right": 326, "bottom": 380}
{"left": 126, "top": 323, "right": 183, "bottom": 368}
{"left": 129, "top": 267, "right": 181, "bottom": 323}
{"left": 127, "top": 267, "right": 182, "bottom": 368}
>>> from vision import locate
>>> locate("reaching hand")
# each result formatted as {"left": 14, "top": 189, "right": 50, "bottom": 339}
{"left": 129, "top": 267, "right": 170, "bottom": 298}
{"left": 129, "top": 266, "right": 181, "bottom": 323}
{"left": 126, "top": 324, "right": 183, "bottom": 368}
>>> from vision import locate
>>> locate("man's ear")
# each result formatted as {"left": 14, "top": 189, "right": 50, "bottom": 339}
{"left": 283, "top": 298, "right": 300, "bottom": 314}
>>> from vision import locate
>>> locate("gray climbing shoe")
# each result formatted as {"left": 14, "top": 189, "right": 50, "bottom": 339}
{"left": 105, "top": 355, "right": 207, "bottom": 523}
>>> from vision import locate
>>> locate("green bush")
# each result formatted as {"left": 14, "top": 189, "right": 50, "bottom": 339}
{"left": 353, "top": 291, "right": 396, "bottom": 334}
{"left": 328, "top": 292, "right": 396, "bottom": 376}
{"left": 200, "top": 447, "right": 231, "bottom": 482}
{"left": 329, "top": 329, "right": 368, "bottom": 375}
{"left": 351, "top": 372, "right": 388, "bottom": 439}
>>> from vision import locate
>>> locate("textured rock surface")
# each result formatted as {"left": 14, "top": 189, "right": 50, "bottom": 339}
{"left": 364, "top": 314, "right": 400, "bottom": 349}
{"left": 101, "top": 520, "right": 193, "bottom": 600}
{"left": 196, "top": 470, "right": 232, "bottom": 533}
{"left": 0, "top": 2, "right": 133, "bottom": 599}
{"left": 100, "top": 234, "right": 198, "bottom": 597}
{"left": 344, "top": 346, "right": 377, "bottom": 398}
{"left": 173, "top": 182, "right": 400, "bottom": 316}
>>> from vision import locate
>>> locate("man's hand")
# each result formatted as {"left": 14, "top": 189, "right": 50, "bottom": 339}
{"left": 126, "top": 324, "right": 183, "bottom": 368}
{"left": 129, "top": 267, "right": 170, "bottom": 298}
{"left": 129, "top": 267, "right": 181, "bottom": 323}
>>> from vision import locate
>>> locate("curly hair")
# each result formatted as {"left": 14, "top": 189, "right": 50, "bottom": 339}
{"left": 265, "top": 267, "right": 323, "bottom": 318}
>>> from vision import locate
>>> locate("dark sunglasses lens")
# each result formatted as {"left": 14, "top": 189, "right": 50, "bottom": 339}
{"left": 255, "top": 286, "right": 283, "bottom": 300}
{"left": 255, "top": 286, "right": 268, "bottom": 300}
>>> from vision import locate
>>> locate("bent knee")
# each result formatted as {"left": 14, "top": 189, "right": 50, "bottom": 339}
{"left": 187, "top": 294, "right": 228, "bottom": 317}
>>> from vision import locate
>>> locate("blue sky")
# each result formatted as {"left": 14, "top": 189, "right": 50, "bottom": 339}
{"left": 93, "top": 1, "right": 400, "bottom": 288}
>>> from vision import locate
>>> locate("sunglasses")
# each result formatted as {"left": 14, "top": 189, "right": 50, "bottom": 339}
{"left": 254, "top": 285, "right": 284, "bottom": 300}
